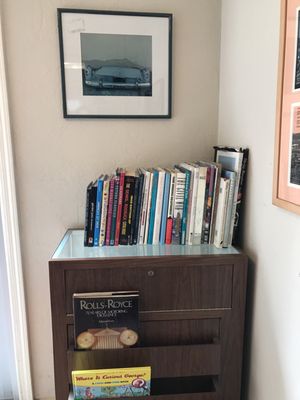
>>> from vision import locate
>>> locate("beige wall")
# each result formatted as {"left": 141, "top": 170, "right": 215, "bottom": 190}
{"left": 1, "top": 0, "right": 221, "bottom": 398}
{"left": 219, "top": 0, "right": 300, "bottom": 399}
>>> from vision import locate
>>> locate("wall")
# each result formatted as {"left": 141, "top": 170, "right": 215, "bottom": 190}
{"left": 1, "top": 0, "right": 221, "bottom": 398}
{"left": 219, "top": 0, "right": 300, "bottom": 399}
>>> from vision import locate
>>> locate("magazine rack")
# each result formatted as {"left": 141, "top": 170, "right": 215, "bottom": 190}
{"left": 49, "top": 229, "right": 248, "bottom": 400}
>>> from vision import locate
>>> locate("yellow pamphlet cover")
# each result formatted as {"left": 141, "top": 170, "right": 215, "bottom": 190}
{"left": 72, "top": 366, "right": 151, "bottom": 399}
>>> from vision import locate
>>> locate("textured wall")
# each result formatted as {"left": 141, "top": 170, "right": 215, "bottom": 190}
{"left": 1, "top": 0, "right": 221, "bottom": 398}
{"left": 219, "top": 1, "right": 300, "bottom": 399}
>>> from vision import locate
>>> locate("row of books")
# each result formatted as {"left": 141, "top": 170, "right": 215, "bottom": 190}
{"left": 84, "top": 146, "right": 248, "bottom": 248}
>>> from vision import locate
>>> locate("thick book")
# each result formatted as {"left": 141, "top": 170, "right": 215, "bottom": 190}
{"left": 120, "top": 174, "right": 136, "bottom": 245}
{"left": 152, "top": 168, "right": 166, "bottom": 245}
{"left": 87, "top": 181, "right": 98, "bottom": 247}
{"left": 105, "top": 178, "right": 116, "bottom": 246}
{"left": 84, "top": 181, "right": 93, "bottom": 247}
{"left": 193, "top": 166, "right": 207, "bottom": 245}
{"left": 99, "top": 176, "right": 110, "bottom": 247}
{"left": 133, "top": 170, "right": 144, "bottom": 245}
{"left": 72, "top": 366, "right": 151, "bottom": 399}
{"left": 138, "top": 169, "right": 151, "bottom": 245}
{"left": 93, "top": 176, "right": 104, "bottom": 247}
{"left": 143, "top": 170, "right": 153, "bottom": 244}
{"left": 165, "top": 169, "right": 176, "bottom": 245}
{"left": 214, "top": 177, "right": 230, "bottom": 248}
{"left": 73, "top": 291, "right": 139, "bottom": 350}
{"left": 221, "top": 169, "right": 236, "bottom": 247}
{"left": 172, "top": 170, "right": 185, "bottom": 244}
{"left": 110, "top": 176, "right": 120, "bottom": 246}
{"left": 114, "top": 169, "right": 126, "bottom": 246}
{"left": 159, "top": 170, "right": 171, "bottom": 244}
{"left": 209, "top": 163, "right": 221, "bottom": 244}
{"left": 147, "top": 169, "right": 159, "bottom": 244}
{"left": 175, "top": 166, "right": 191, "bottom": 245}
{"left": 129, "top": 173, "right": 141, "bottom": 245}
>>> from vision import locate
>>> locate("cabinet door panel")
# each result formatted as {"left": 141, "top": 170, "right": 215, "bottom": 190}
{"left": 65, "top": 264, "right": 233, "bottom": 313}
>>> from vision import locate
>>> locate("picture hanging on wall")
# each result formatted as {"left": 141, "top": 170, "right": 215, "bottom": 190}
{"left": 274, "top": 0, "right": 300, "bottom": 214}
{"left": 57, "top": 9, "right": 172, "bottom": 119}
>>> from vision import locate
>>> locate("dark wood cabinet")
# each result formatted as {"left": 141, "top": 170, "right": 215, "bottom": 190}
{"left": 49, "top": 230, "right": 248, "bottom": 400}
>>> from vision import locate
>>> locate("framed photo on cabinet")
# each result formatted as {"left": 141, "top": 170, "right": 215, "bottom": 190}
{"left": 274, "top": 0, "right": 300, "bottom": 214}
{"left": 57, "top": 9, "right": 172, "bottom": 119}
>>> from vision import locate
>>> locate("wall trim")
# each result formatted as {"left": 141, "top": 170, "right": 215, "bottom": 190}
{"left": 0, "top": 11, "right": 33, "bottom": 400}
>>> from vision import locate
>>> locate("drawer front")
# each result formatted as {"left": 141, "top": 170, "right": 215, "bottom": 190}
{"left": 65, "top": 264, "right": 233, "bottom": 313}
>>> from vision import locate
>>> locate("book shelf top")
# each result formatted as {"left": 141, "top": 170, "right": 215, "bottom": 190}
{"left": 51, "top": 229, "right": 242, "bottom": 260}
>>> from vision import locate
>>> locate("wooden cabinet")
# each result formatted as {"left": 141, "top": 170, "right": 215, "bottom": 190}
{"left": 49, "top": 230, "right": 248, "bottom": 400}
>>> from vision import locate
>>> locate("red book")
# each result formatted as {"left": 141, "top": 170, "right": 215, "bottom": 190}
{"left": 165, "top": 218, "right": 173, "bottom": 244}
{"left": 105, "top": 178, "right": 115, "bottom": 246}
{"left": 114, "top": 169, "right": 126, "bottom": 246}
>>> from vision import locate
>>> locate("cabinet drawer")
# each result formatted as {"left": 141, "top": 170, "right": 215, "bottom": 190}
{"left": 65, "top": 264, "right": 233, "bottom": 313}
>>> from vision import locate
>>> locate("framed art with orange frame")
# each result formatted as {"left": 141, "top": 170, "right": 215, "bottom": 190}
{"left": 274, "top": 0, "right": 300, "bottom": 214}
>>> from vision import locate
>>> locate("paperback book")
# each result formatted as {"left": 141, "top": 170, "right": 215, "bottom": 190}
{"left": 72, "top": 366, "right": 151, "bottom": 399}
{"left": 73, "top": 291, "right": 139, "bottom": 350}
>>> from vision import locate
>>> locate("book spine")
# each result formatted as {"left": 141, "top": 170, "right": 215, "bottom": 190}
{"left": 133, "top": 173, "right": 144, "bottom": 245}
{"left": 165, "top": 172, "right": 175, "bottom": 245}
{"left": 172, "top": 173, "right": 185, "bottom": 244}
{"left": 127, "top": 178, "right": 136, "bottom": 244}
{"left": 143, "top": 172, "right": 153, "bottom": 244}
{"left": 159, "top": 172, "right": 170, "bottom": 244}
{"left": 193, "top": 167, "right": 207, "bottom": 245}
{"left": 214, "top": 178, "right": 230, "bottom": 248}
{"left": 93, "top": 179, "right": 103, "bottom": 247}
{"left": 114, "top": 171, "right": 125, "bottom": 246}
{"left": 84, "top": 182, "right": 92, "bottom": 247}
{"left": 120, "top": 177, "right": 135, "bottom": 245}
{"left": 105, "top": 179, "right": 115, "bottom": 246}
{"left": 153, "top": 170, "right": 166, "bottom": 245}
{"left": 222, "top": 173, "right": 236, "bottom": 247}
{"left": 138, "top": 171, "right": 149, "bottom": 244}
{"left": 180, "top": 170, "right": 191, "bottom": 245}
{"left": 201, "top": 167, "right": 211, "bottom": 244}
{"left": 87, "top": 185, "right": 97, "bottom": 247}
{"left": 99, "top": 180, "right": 110, "bottom": 246}
{"left": 209, "top": 166, "right": 221, "bottom": 244}
{"left": 186, "top": 167, "right": 199, "bottom": 245}
{"left": 232, "top": 149, "right": 249, "bottom": 245}
{"left": 147, "top": 171, "right": 159, "bottom": 244}
{"left": 129, "top": 176, "right": 140, "bottom": 245}
{"left": 201, "top": 166, "right": 215, "bottom": 244}
{"left": 110, "top": 177, "right": 120, "bottom": 246}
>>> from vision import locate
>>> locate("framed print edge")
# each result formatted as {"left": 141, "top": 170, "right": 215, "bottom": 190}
{"left": 57, "top": 9, "right": 172, "bottom": 119}
{"left": 273, "top": 0, "right": 300, "bottom": 215}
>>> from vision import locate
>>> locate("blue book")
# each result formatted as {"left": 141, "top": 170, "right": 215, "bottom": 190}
{"left": 175, "top": 166, "right": 191, "bottom": 245}
{"left": 159, "top": 171, "right": 171, "bottom": 244}
{"left": 93, "top": 176, "right": 103, "bottom": 246}
{"left": 147, "top": 169, "right": 159, "bottom": 244}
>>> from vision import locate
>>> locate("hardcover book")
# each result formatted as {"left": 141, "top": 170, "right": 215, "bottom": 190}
{"left": 72, "top": 366, "right": 151, "bottom": 399}
{"left": 73, "top": 291, "right": 139, "bottom": 350}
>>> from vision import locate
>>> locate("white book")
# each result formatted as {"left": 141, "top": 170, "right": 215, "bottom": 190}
{"left": 209, "top": 164, "right": 221, "bottom": 244}
{"left": 215, "top": 150, "right": 243, "bottom": 245}
{"left": 143, "top": 169, "right": 153, "bottom": 244}
{"left": 165, "top": 169, "right": 176, "bottom": 244}
{"left": 180, "top": 163, "right": 199, "bottom": 245}
{"left": 222, "top": 170, "right": 236, "bottom": 247}
{"left": 138, "top": 169, "right": 150, "bottom": 245}
{"left": 99, "top": 177, "right": 110, "bottom": 246}
{"left": 193, "top": 166, "right": 207, "bottom": 245}
{"left": 152, "top": 168, "right": 166, "bottom": 244}
{"left": 172, "top": 170, "right": 185, "bottom": 244}
{"left": 214, "top": 177, "right": 230, "bottom": 248}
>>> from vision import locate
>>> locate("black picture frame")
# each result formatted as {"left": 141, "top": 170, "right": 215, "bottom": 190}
{"left": 57, "top": 8, "right": 172, "bottom": 119}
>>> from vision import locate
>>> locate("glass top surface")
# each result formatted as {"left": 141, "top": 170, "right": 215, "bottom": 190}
{"left": 51, "top": 230, "right": 241, "bottom": 260}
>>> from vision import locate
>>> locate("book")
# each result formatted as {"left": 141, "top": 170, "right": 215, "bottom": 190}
{"left": 214, "top": 147, "right": 246, "bottom": 246}
{"left": 143, "top": 170, "right": 153, "bottom": 244}
{"left": 87, "top": 181, "right": 98, "bottom": 247}
{"left": 133, "top": 170, "right": 144, "bottom": 245}
{"left": 72, "top": 366, "right": 151, "bottom": 399}
{"left": 105, "top": 178, "right": 116, "bottom": 246}
{"left": 129, "top": 173, "right": 140, "bottom": 245}
{"left": 114, "top": 169, "right": 126, "bottom": 246}
{"left": 214, "top": 177, "right": 230, "bottom": 248}
{"left": 193, "top": 166, "right": 207, "bottom": 245}
{"left": 209, "top": 163, "right": 221, "bottom": 244}
{"left": 120, "top": 174, "right": 135, "bottom": 245}
{"left": 138, "top": 169, "right": 151, "bottom": 245}
{"left": 93, "top": 176, "right": 104, "bottom": 247}
{"left": 221, "top": 169, "right": 236, "bottom": 247}
{"left": 110, "top": 176, "right": 120, "bottom": 246}
{"left": 84, "top": 181, "right": 93, "bottom": 247}
{"left": 175, "top": 166, "right": 191, "bottom": 245}
{"left": 73, "top": 291, "right": 139, "bottom": 350}
{"left": 159, "top": 170, "right": 171, "bottom": 244}
{"left": 99, "top": 176, "right": 110, "bottom": 247}
{"left": 152, "top": 168, "right": 166, "bottom": 245}
{"left": 147, "top": 169, "right": 159, "bottom": 244}
{"left": 172, "top": 170, "right": 185, "bottom": 244}
{"left": 165, "top": 169, "right": 176, "bottom": 245}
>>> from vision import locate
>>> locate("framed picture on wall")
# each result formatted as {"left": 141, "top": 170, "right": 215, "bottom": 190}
{"left": 57, "top": 9, "right": 172, "bottom": 119}
{"left": 274, "top": 0, "right": 300, "bottom": 214}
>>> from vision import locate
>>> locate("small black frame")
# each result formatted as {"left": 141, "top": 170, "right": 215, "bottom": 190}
{"left": 57, "top": 8, "right": 173, "bottom": 119}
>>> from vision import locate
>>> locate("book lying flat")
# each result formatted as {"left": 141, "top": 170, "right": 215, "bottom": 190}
{"left": 73, "top": 291, "right": 139, "bottom": 350}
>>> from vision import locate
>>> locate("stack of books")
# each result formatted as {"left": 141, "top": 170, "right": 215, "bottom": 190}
{"left": 84, "top": 146, "right": 248, "bottom": 248}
